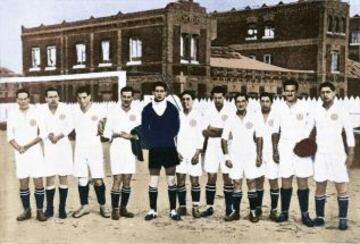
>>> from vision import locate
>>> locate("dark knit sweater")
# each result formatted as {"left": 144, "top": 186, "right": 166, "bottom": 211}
{"left": 141, "top": 101, "right": 180, "bottom": 149}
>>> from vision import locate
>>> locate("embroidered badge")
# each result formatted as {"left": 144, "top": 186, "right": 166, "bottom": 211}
{"left": 221, "top": 114, "right": 228, "bottom": 121}
{"left": 59, "top": 114, "right": 66, "bottom": 120}
{"left": 330, "top": 113, "right": 338, "bottom": 121}
{"left": 91, "top": 115, "right": 98, "bottom": 122}
{"left": 29, "top": 119, "right": 37, "bottom": 127}
{"left": 189, "top": 119, "right": 197, "bottom": 127}
{"left": 129, "top": 114, "right": 137, "bottom": 122}
{"left": 296, "top": 113, "right": 304, "bottom": 121}
{"left": 268, "top": 119, "right": 274, "bottom": 127}
{"left": 245, "top": 121, "right": 253, "bottom": 129}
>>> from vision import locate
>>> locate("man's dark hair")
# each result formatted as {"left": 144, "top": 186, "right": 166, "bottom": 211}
{"left": 76, "top": 85, "right": 91, "bottom": 96}
{"left": 45, "top": 87, "right": 59, "bottom": 97}
{"left": 319, "top": 81, "right": 336, "bottom": 92}
{"left": 180, "top": 90, "right": 195, "bottom": 100}
{"left": 120, "top": 86, "right": 134, "bottom": 96}
{"left": 234, "top": 92, "right": 248, "bottom": 101}
{"left": 152, "top": 81, "right": 168, "bottom": 91}
{"left": 211, "top": 86, "right": 226, "bottom": 96}
{"left": 283, "top": 79, "right": 299, "bottom": 91}
{"left": 260, "top": 92, "right": 273, "bottom": 102}
{"left": 16, "top": 88, "right": 30, "bottom": 98}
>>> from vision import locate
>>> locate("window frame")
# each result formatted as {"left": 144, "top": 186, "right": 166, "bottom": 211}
{"left": 127, "top": 38, "right": 142, "bottom": 66}
{"left": 263, "top": 54, "right": 272, "bottom": 64}
{"left": 30, "top": 47, "right": 41, "bottom": 72}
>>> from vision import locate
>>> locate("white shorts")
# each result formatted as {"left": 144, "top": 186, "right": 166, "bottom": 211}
{"left": 204, "top": 143, "right": 229, "bottom": 174}
{"left": 314, "top": 153, "right": 349, "bottom": 183}
{"left": 14, "top": 145, "right": 45, "bottom": 179}
{"left": 110, "top": 140, "right": 136, "bottom": 175}
{"left": 43, "top": 139, "right": 73, "bottom": 177}
{"left": 176, "top": 155, "right": 202, "bottom": 177}
{"left": 263, "top": 152, "right": 279, "bottom": 180}
{"left": 278, "top": 140, "right": 313, "bottom": 178}
{"left": 73, "top": 143, "right": 104, "bottom": 179}
{"left": 229, "top": 153, "right": 265, "bottom": 180}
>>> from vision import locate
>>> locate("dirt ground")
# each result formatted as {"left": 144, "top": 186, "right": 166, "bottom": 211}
{"left": 0, "top": 131, "right": 359, "bottom": 244}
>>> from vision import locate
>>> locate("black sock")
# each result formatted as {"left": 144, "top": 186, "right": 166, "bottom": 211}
{"left": 78, "top": 185, "right": 89, "bottom": 205}
{"left": 58, "top": 187, "right": 68, "bottom": 212}
{"left": 191, "top": 185, "right": 201, "bottom": 204}
{"left": 205, "top": 184, "right": 216, "bottom": 206}
{"left": 46, "top": 188, "right": 55, "bottom": 211}
{"left": 94, "top": 184, "right": 106, "bottom": 205}
{"left": 338, "top": 194, "right": 349, "bottom": 220}
{"left": 232, "top": 191, "right": 242, "bottom": 212}
{"left": 280, "top": 188, "right": 292, "bottom": 213}
{"left": 20, "top": 189, "right": 31, "bottom": 210}
{"left": 111, "top": 189, "right": 121, "bottom": 209}
{"left": 224, "top": 185, "right": 234, "bottom": 215}
{"left": 248, "top": 191, "right": 258, "bottom": 211}
{"left": 34, "top": 188, "right": 45, "bottom": 210}
{"left": 168, "top": 185, "right": 177, "bottom": 211}
{"left": 177, "top": 185, "right": 187, "bottom": 206}
{"left": 297, "top": 188, "right": 309, "bottom": 214}
{"left": 256, "top": 189, "right": 264, "bottom": 210}
{"left": 149, "top": 186, "right": 158, "bottom": 211}
{"left": 315, "top": 194, "right": 326, "bottom": 218}
{"left": 120, "top": 187, "right": 131, "bottom": 208}
{"left": 270, "top": 189, "right": 280, "bottom": 210}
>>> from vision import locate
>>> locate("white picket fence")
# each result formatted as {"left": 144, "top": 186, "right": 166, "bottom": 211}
{"left": 1, "top": 96, "right": 360, "bottom": 128}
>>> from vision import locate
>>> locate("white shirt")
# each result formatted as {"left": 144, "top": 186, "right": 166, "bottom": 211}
{"left": 313, "top": 101, "right": 355, "bottom": 154}
{"left": 152, "top": 99, "right": 167, "bottom": 116}
{"left": 39, "top": 102, "right": 74, "bottom": 139}
{"left": 177, "top": 109, "right": 203, "bottom": 156}
{"left": 7, "top": 105, "right": 45, "bottom": 145}
{"left": 261, "top": 110, "right": 280, "bottom": 154}
{"left": 73, "top": 103, "right": 105, "bottom": 147}
{"left": 222, "top": 111, "right": 264, "bottom": 155}
{"left": 103, "top": 105, "right": 141, "bottom": 143}
{"left": 277, "top": 100, "right": 313, "bottom": 142}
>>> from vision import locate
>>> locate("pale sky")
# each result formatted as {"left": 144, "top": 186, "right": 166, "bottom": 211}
{"left": 0, "top": 0, "right": 359, "bottom": 73}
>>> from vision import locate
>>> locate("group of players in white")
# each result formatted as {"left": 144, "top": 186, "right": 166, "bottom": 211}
{"left": 7, "top": 79, "right": 355, "bottom": 231}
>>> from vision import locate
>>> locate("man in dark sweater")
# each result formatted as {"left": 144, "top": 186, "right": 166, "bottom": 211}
{"left": 141, "top": 81, "right": 181, "bottom": 221}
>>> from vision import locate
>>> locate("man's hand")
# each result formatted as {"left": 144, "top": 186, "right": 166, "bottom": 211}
{"left": 256, "top": 155, "right": 262, "bottom": 167}
{"left": 273, "top": 148, "right": 280, "bottom": 164}
{"left": 19, "top": 145, "right": 29, "bottom": 154}
{"left": 202, "top": 129, "right": 210, "bottom": 138}
{"left": 345, "top": 148, "right": 355, "bottom": 169}
{"left": 191, "top": 151, "right": 200, "bottom": 165}
{"left": 225, "top": 160, "right": 233, "bottom": 168}
{"left": 98, "top": 119, "right": 106, "bottom": 136}
{"left": 178, "top": 152, "right": 184, "bottom": 162}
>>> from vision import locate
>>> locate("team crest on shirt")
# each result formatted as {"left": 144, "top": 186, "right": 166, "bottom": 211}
{"left": 59, "top": 114, "right": 66, "bottom": 120}
{"left": 129, "top": 114, "right": 137, "bottom": 122}
{"left": 330, "top": 113, "right": 339, "bottom": 121}
{"left": 91, "top": 115, "right": 98, "bottom": 121}
{"left": 296, "top": 113, "right": 304, "bottom": 121}
{"left": 29, "top": 119, "right": 37, "bottom": 127}
{"left": 245, "top": 121, "right": 253, "bottom": 129}
{"left": 189, "top": 119, "right": 197, "bottom": 127}
{"left": 221, "top": 114, "right": 228, "bottom": 121}
{"left": 268, "top": 119, "right": 274, "bottom": 127}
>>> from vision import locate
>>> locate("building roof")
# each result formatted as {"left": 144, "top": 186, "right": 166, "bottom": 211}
{"left": 0, "top": 67, "right": 18, "bottom": 77}
{"left": 210, "top": 47, "right": 314, "bottom": 73}
{"left": 347, "top": 58, "right": 360, "bottom": 78}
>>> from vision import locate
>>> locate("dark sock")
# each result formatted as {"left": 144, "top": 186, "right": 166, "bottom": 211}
{"left": 120, "top": 187, "right": 131, "bottom": 208}
{"left": 58, "top": 187, "right": 68, "bottom": 212}
{"left": 297, "top": 188, "right": 310, "bottom": 214}
{"left": 248, "top": 191, "right": 258, "bottom": 211}
{"left": 191, "top": 185, "right": 201, "bottom": 204}
{"left": 94, "top": 184, "right": 106, "bottom": 205}
{"left": 232, "top": 191, "right": 242, "bottom": 212}
{"left": 168, "top": 185, "right": 177, "bottom": 211}
{"left": 46, "top": 188, "right": 55, "bottom": 211}
{"left": 149, "top": 186, "right": 158, "bottom": 211}
{"left": 256, "top": 189, "right": 264, "bottom": 210}
{"left": 78, "top": 185, "right": 89, "bottom": 205}
{"left": 281, "top": 188, "right": 293, "bottom": 213}
{"left": 205, "top": 184, "right": 216, "bottom": 206}
{"left": 224, "top": 185, "right": 234, "bottom": 215}
{"left": 177, "top": 185, "right": 187, "bottom": 206}
{"left": 315, "top": 194, "right": 326, "bottom": 218}
{"left": 270, "top": 188, "right": 280, "bottom": 210}
{"left": 111, "top": 189, "right": 121, "bottom": 209}
{"left": 20, "top": 189, "right": 31, "bottom": 209}
{"left": 34, "top": 188, "right": 45, "bottom": 210}
{"left": 338, "top": 194, "right": 349, "bottom": 220}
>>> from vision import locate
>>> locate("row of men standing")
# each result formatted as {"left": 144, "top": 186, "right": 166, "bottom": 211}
{"left": 7, "top": 80, "right": 354, "bottom": 230}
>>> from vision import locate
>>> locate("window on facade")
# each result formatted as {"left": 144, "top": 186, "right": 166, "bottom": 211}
{"left": 328, "top": 16, "right": 333, "bottom": 32}
{"left": 263, "top": 25, "right": 275, "bottom": 39}
{"left": 190, "top": 35, "right": 199, "bottom": 64}
{"left": 331, "top": 51, "right": 340, "bottom": 73}
{"left": 46, "top": 46, "right": 56, "bottom": 67}
{"left": 128, "top": 38, "right": 142, "bottom": 65}
{"left": 246, "top": 25, "right": 258, "bottom": 40}
{"left": 334, "top": 17, "right": 340, "bottom": 33}
{"left": 101, "top": 40, "right": 110, "bottom": 63}
{"left": 264, "top": 54, "right": 272, "bottom": 64}
{"left": 180, "top": 33, "right": 199, "bottom": 64}
{"left": 76, "top": 43, "right": 86, "bottom": 64}
{"left": 351, "top": 31, "right": 360, "bottom": 44}
{"left": 181, "top": 33, "right": 190, "bottom": 63}
{"left": 31, "top": 47, "right": 41, "bottom": 68}
{"left": 342, "top": 17, "right": 346, "bottom": 34}
{"left": 249, "top": 55, "right": 256, "bottom": 60}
